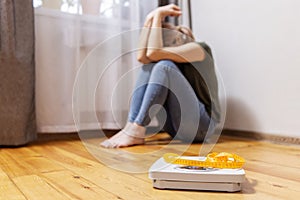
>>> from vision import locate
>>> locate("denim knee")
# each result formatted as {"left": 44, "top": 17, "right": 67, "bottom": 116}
{"left": 141, "top": 63, "right": 155, "bottom": 71}
{"left": 153, "top": 60, "right": 179, "bottom": 72}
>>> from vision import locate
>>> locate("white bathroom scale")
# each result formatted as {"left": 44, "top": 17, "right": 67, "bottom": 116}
{"left": 149, "top": 157, "right": 245, "bottom": 192}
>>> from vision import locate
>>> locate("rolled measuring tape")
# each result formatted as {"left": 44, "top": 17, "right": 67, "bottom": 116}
{"left": 163, "top": 152, "right": 245, "bottom": 169}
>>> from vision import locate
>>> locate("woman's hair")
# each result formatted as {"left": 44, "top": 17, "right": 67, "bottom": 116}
{"left": 162, "top": 22, "right": 195, "bottom": 47}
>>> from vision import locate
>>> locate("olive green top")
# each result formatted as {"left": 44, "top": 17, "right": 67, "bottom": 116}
{"left": 178, "top": 42, "right": 221, "bottom": 122}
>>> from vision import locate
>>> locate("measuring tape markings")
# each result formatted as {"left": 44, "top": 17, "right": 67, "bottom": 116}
{"left": 163, "top": 152, "right": 245, "bottom": 169}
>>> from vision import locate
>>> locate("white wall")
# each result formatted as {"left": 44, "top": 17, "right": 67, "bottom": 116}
{"left": 191, "top": 0, "right": 300, "bottom": 137}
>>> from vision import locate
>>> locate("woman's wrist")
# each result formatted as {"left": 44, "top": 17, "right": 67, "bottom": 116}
{"left": 143, "top": 20, "right": 151, "bottom": 28}
{"left": 152, "top": 12, "right": 163, "bottom": 27}
{"left": 144, "top": 14, "right": 154, "bottom": 27}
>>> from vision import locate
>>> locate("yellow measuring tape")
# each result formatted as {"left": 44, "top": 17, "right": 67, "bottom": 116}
{"left": 163, "top": 152, "right": 245, "bottom": 169}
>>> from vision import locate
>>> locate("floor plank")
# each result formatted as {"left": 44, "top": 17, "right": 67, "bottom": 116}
{"left": 30, "top": 145, "right": 197, "bottom": 200}
{"left": 0, "top": 149, "right": 38, "bottom": 178}
{"left": 1, "top": 133, "right": 300, "bottom": 200}
{"left": 13, "top": 175, "right": 71, "bottom": 200}
{"left": 0, "top": 168, "right": 26, "bottom": 200}
{"left": 42, "top": 170, "right": 121, "bottom": 200}
{"left": 243, "top": 171, "right": 300, "bottom": 199}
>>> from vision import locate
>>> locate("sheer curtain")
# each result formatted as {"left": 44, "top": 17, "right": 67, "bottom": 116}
{"left": 35, "top": 0, "right": 157, "bottom": 133}
{"left": 35, "top": 0, "right": 192, "bottom": 133}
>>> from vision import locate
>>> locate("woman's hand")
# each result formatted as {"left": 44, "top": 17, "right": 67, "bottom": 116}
{"left": 146, "top": 4, "right": 182, "bottom": 23}
{"left": 155, "top": 4, "right": 182, "bottom": 19}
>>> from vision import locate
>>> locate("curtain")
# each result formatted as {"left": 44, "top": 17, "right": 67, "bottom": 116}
{"left": 0, "top": 0, "right": 36, "bottom": 145}
{"left": 35, "top": 0, "right": 158, "bottom": 133}
{"left": 35, "top": 0, "right": 191, "bottom": 133}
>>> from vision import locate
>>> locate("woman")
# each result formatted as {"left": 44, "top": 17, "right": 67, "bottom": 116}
{"left": 101, "top": 4, "right": 220, "bottom": 148}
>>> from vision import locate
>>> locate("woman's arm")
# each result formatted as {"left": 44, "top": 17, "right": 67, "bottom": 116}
{"left": 136, "top": 14, "right": 153, "bottom": 64}
{"left": 147, "top": 4, "right": 205, "bottom": 63}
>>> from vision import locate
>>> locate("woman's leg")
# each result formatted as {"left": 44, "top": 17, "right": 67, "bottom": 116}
{"left": 162, "top": 92, "right": 211, "bottom": 143}
{"left": 101, "top": 60, "right": 172, "bottom": 148}
{"left": 127, "top": 63, "right": 156, "bottom": 123}
{"left": 139, "top": 60, "right": 212, "bottom": 143}
{"left": 101, "top": 60, "right": 211, "bottom": 148}
{"left": 153, "top": 62, "right": 212, "bottom": 143}
{"left": 101, "top": 63, "right": 155, "bottom": 148}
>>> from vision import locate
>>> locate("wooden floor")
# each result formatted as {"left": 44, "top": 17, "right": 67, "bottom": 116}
{"left": 1, "top": 132, "right": 300, "bottom": 200}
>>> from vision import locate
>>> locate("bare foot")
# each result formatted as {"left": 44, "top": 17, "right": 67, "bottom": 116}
{"left": 100, "top": 122, "right": 146, "bottom": 148}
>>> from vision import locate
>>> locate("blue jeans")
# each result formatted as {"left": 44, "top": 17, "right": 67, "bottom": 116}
{"left": 128, "top": 60, "right": 212, "bottom": 142}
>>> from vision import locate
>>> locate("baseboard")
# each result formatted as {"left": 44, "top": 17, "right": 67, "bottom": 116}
{"left": 222, "top": 129, "right": 300, "bottom": 145}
